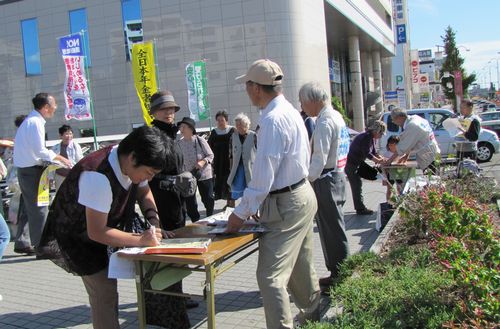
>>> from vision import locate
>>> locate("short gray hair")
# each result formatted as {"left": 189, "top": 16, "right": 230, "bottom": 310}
{"left": 366, "top": 120, "right": 386, "bottom": 135}
{"left": 390, "top": 107, "right": 408, "bottom": 121}
{"left": 299, "top": 82, "right": 329, "bottom": 104}
{"left": 234, "top": 112, "right": 251, "bottom": 128}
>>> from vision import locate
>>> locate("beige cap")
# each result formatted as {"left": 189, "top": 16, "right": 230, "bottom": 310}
{"left": 235, "top": 59, "right": 284, "bottom": 85}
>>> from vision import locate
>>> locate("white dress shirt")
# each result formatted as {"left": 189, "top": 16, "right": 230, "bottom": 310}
{"left": 79, "top": 146, "right": 148, "bottom": 214}
{"left": 308, "top": 106, "right": 350, "bottom": 182}
{"left": 234, "top": 94, "right": 310, "bottom": 219}
{"left": 397, "top": 115, "right": 440, "bottom": 169}
{"left": 13, "top": 109, "right": 57, "bottom": 168}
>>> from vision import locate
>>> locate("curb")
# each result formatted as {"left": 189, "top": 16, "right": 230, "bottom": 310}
{"left": 369, "top": 209, "right": 400, "bottom": 255}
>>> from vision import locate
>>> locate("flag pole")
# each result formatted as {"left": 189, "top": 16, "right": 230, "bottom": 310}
{"left": 153, "top": 38, "right": 160, "bottom": 91}
{"left": 80, "top": 30, "right": 98, "bottom": 151}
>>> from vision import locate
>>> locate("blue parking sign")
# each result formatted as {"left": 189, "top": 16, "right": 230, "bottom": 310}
{"left": 396, "top": 24, "right": 406, "bottom": 44}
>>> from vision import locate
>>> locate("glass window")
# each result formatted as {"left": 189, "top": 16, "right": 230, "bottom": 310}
{"left": 69, "top": 8, "right": 91, "bottom": 66}
{"left": 385, "top": 114, "right": 400, "bottom": 133}
{"left": 21, "top": 18, "right": 41, "bottom": 76}
{"left": 428, "top": 112, "right": 449, "bottom": 130}
{"left": 121, "top": 0, "right": 143, "bottom": 61}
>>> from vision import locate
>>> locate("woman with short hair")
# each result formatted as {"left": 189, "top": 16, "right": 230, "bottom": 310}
{"left": 177, "top": 117, "right": 215, "bottom": 220}
{"left": 227, "top": 113, "right": 257, "bottom": 205}
{"left": 52, "top": 124, "right": 83, "bottom": 191}
{"left": 208, "top": 110, "right": 234, "bottom": 204}
{"left": 345, "top": 120, "right": 386, "bottom": 215}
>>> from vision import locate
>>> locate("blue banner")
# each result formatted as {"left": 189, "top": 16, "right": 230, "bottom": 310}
{"left": 59, "top": 33, "right": 84, "bottom": 56}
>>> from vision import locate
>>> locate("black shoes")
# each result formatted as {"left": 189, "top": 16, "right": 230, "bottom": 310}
{"left": 356, "top": 208, "right": 374, "bottom": 215}
{"left": 318, "top": 276, "right": 334, "bottom": 287}
{"left": 185, "top": 298, "right": 199, "bottom": 309}
{"left": 13, "top": 246, "right": 36, "bottom": 256}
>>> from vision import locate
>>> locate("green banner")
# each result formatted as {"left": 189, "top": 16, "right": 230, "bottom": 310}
{"left": 186, "top": 61, "right": 210, "bottom": 121}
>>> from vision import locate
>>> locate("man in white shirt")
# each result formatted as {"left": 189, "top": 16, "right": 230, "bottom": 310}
{"left": 226, "top": 59, "right": 321, "bottom": 328}
{"left": 299, "top": 82, "right": 351, "bottom": 289}
{"left": 13, "top": 93, "right": 71, "bottom": 251}
{"left": 386, "top": 108, "right": 440, "bottom": 173}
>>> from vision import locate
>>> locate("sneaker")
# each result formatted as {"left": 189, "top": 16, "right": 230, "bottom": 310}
{"left": 13, "top": 246, "right": 36, "bottom": 256}
{"left": 356, "top": 208, "right": 374, "bottom": 215}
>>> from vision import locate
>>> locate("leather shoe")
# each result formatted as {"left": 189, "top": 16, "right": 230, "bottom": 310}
{"left": 318, "top": 276, "right": 334, "bottom": 287}
{"left": 185, "top": 298, "right": 199, "bottom": 309}
{"left": 14, "top": 246, "right": 36, "bottom": 256}
{"left": 294, "top": 303, "right": 320, "bottom": 326}
{"left": 356, "top": 208, "right": 374, "bottom": 215}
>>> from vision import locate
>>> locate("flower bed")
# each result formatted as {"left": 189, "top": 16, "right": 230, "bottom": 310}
{"left": 302, "top": 174, "right": 499, "bottom": 329}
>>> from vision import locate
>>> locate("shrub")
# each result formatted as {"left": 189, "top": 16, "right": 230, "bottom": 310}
{"left": 397, "top": 178, "right": 500, "bottom": 325}
{"left": 322, "top": 247, "right": 458, "bottom": 329}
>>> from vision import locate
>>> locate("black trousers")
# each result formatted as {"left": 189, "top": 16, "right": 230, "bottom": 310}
{"left": 345, "top": 162, "right": 367, "bottom": 211}
{"left": 197, "top": 178, "right": 214, "bottom": 217}
{"left": 149, "top": 178, "right": 185, "bottom": 231}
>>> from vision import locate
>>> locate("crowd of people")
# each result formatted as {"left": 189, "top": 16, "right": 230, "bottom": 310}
{"left": 0, "top": 58, "right": 480, "bottom": 329}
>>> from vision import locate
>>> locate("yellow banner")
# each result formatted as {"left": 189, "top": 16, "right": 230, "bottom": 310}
{"left": 131, "top": 42, "right": 157, "bottom": 125}
{"left": 37, "top": 164, "right": 63, "bottom": 206}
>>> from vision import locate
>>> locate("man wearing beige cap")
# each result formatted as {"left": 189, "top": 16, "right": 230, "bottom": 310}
{"left": 226, "top": 59, "right": 321, "bottom": 328}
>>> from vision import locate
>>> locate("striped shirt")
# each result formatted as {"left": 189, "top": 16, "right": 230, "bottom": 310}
{"left": 234, "top": 94, "right": 310, "bottom": 219}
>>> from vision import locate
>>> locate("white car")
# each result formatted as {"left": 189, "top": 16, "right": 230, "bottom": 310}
{"left": 479, "top": 111, "right": 500, "bottom": 138}
{"left": 379, "top": 108, "right": 500, "bottom": 163}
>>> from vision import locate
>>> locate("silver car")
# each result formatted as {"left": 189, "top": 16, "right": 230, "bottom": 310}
{"left": 379, "top": 108, "right": 500, "bottom": 163}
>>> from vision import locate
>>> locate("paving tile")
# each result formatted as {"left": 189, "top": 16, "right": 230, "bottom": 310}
{"left": 0, "top": 181, "right": 385, "bottom": 328}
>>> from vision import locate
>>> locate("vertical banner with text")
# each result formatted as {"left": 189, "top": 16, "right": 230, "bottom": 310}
{"left": 186, "top": 61, "right": 210, "bottom": 121}
{"left": 59, "top": 33, "right": 92, "bottom": 121}
{"left": 410, "top": 49, "right": 420, "bottom": 94}
{"left": 131, "top": 42, "right": 157, "bottom": 125}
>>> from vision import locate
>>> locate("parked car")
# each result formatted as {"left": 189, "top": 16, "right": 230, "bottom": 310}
{"left": 479, "top": 111, "right": 500, "bottom": 137}
{"left": 379, "top": 108, "right": 500, "bottom": 163}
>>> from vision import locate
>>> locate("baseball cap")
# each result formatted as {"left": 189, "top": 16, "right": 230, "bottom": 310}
{"left": 235, "top": 59, "right": 283, "bottom": 86}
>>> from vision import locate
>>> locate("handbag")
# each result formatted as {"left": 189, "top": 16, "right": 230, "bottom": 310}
{"left": 357, "top": 161, "right": 379, "bottom": 180}
{"left": 159, "top": 172, "right": 197, "bottom": 198}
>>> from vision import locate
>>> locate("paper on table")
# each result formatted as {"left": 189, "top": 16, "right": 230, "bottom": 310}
{"left": 108, "top": 248, "right": 146, "bottom": 279}
{"left": 442, "top": 118, "right": 463, "bottom": 137}
{"left": 207, "top": 223, "right": 267, "bottom": 234}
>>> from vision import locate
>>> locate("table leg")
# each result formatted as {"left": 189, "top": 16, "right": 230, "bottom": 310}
{"left": 205, "top": 263, "right": 216, "bottom": 329}
{"left": 134, "top": 261, "right": 146, "bottom": 329}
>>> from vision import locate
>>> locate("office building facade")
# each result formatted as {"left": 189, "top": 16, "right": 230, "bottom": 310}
{"left": 0, "top": 0, "right": 394, "bottom": 139}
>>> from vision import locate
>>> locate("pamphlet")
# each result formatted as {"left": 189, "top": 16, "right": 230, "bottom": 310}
{"left": 144, "top": 237, "right": 212, "bottom": 254}
{"left": 442, "top": 118, "right": 463, "bottom": 138}
{"left": 207, "top": 223, "right": 266, "bottom": 235}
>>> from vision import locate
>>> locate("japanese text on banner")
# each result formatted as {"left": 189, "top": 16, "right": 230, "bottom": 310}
{"left": 186, "top": 61, "right": 210, "bottom": 121}
{"left": 131, "top": 42, "right": 157, "bottom": 125}
{"left": 59, "top": 33, "right": 92, "bottom": 121}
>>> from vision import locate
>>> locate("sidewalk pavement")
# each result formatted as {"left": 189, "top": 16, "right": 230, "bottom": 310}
{"left": 0, "top": 180, "right": 387, "bottom": 329}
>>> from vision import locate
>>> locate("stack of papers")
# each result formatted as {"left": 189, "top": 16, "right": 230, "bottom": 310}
{"left": 144, "top": 237, "right": 212, "bottom": 254}
{"left": 207, "top": 223, "right": 266, "bottom": 234}
{"left": 197, "top": 208, "right": 266, "bottom": 234}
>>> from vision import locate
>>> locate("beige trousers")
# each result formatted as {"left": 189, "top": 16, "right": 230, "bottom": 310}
{"left": 81, "top": 268, "right": 120, "bottom": 329}
{"left": 257, "top": 181, "right": 321, "bottom": 329}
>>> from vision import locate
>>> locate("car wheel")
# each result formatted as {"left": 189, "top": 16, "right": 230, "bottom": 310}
{"left": 476, "top": 142, "right": 494, "bottom": 163}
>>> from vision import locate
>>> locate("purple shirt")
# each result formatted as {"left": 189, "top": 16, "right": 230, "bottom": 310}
{"left": 346, "top": 131, "right": 377, "bottom": 166}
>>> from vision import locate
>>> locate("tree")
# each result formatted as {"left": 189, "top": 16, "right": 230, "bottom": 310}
{"left": 439, "top": 26, "right": 476, "bottom": 111}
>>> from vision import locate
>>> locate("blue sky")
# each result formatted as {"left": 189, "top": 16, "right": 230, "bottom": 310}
{"left": 408, "top": 0, "right": 500, "bottom": 87}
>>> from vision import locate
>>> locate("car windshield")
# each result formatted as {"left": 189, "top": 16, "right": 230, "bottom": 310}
{"left": 480, "top": 112, "right": 500, "bottom": 121}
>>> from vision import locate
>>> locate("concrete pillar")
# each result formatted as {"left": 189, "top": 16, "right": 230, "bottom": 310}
{"left": 365, "top": 52, "right": 374, "bottom": 92}
{"left": 348, "top": 35, "right": 364, "bottom": 131}
{"left": 372, "top": 50, "right": 384, "bottom": 115}
{"left": 364, "top": 53, "right": 375, "bottom": 115}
